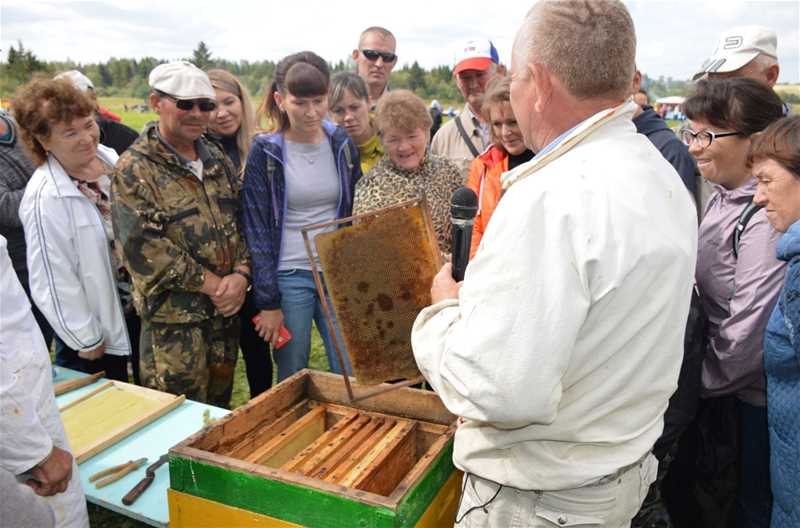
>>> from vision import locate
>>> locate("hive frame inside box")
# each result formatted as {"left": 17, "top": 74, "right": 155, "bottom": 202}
{"left": 170, "top": 370, "right": 457, "bottom": 527}
{"left": 300, "top": 198, "right": 442, "bottom": 402}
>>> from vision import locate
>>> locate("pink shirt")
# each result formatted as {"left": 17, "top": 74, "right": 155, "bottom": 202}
{"left": 696, "top": 177, "right": 786, "bottom": 406}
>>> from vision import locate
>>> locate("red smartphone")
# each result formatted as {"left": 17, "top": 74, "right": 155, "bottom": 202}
{"left": 275, "top": 325, "right": 292, "bottom": 349}
{"left": 252, "top": 316, "right": 293, "bottom": 349}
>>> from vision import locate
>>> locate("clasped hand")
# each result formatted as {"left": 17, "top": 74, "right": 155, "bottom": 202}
{"left": 210, "top": 273, "right": 247, "bottom": 317}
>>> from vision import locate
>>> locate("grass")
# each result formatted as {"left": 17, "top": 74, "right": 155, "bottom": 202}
{"left": 87, "top": 328, "right": 328, "bottom": 527}
{"left": 99, "top": 96, "right": 157, "bottom": 133}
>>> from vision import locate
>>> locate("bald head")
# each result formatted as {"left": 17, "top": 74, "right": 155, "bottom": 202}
{"left": 515, "top": 0, "right": 636, "bottom": 101}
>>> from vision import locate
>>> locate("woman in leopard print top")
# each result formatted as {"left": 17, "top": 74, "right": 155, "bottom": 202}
{"left": 353, "top": 90, "right": 464, "bottom": 254}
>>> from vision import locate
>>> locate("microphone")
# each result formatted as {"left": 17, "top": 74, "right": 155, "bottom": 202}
{"left": 450, "top": 187, "right": 478, "bottom": 282}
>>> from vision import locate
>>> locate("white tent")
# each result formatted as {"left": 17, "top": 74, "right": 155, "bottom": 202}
{"left": 655, "top": 96, "right": 686, "bottom": 105}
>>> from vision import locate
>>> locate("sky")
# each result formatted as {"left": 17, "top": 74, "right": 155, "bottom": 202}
{"left": 1, "top": 0, "right": 799, "bottom": 83}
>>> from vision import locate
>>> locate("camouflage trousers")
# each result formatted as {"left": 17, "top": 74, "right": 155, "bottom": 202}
{"left": 139, "top": 315, "right": 239, "bottom": 408}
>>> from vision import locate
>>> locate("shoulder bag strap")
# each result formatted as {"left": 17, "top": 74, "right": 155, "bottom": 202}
{"left": 453, "top": 114, "right": 481, "bottom": 158}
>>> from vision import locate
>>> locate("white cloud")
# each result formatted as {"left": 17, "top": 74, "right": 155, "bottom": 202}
{"left": 1, "top": 0, "right": 798, "bottom": 82}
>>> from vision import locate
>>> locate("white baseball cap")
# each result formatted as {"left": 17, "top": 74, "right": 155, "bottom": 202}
{"left": 148, "top": 61, "right": 215, "bottom": 100}
{"left": 54, "top": 70, "right": 95, "bottom": 92}
{"left": 693, "top": 25, "right": 778, "bottom": 80}
{"left": 453, "top": 39, "right": 499, "bottom": 76}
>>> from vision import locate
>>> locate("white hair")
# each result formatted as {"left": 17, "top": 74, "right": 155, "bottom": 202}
{"left": 754, "top": 53, "right": 778, "bottom": 70}
{"left": 515, "top": 0, "right": 636, "bottom": 100}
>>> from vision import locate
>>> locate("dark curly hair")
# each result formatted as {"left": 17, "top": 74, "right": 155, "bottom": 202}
{"left": 12, "top": 77, "right": 95, "bottom": 165}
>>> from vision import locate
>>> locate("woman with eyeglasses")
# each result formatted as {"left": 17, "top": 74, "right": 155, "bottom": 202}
{"left": 206, "top": 69, "right": 272, "bottom": 399}
{"left": 675, "top": 77, "right": 785, "bottom": 528}
{"left": 750, "top": 115, "right": 800, "bottom": 528}
{"left": 14, "top": 78, "right": 132, "bottom": 384}
{"left": 328, "top": 72, "right": 384, "bottom": 175}
{"left": 241, "top": 51, "right": 361, "bottom": 382}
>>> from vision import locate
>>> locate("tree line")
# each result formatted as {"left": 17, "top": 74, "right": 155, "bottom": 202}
{"left": 2, "top": 40, "right": 706, "bottom": 104}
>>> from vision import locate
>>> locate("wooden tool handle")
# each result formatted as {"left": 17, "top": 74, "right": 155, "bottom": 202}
{"left": 95, "top": 462, "right": 136, "bottom": 489}
{"left": 89, "top": 459, "right": 130, "bottom": 482}
{"left": 122, "top": 475, "right": 153, "bottom": 506}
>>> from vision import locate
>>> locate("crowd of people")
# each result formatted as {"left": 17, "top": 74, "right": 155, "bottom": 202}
{"left": 0, "top": 2, "right": 798, "bottom": 527}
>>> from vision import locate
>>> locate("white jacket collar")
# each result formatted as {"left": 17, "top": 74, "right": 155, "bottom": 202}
{"left": 45, "top": 144, "right": 118, "bottom": 198}
{"left": 502, "top": 100, "right": 637, "bottom": 190}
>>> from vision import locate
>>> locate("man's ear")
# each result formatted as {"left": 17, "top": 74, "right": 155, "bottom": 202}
{"left": 529, "top": 63, "right": 552, "bottom": 113}
{"left": 764, "top": 63, "right": 780, "bottom": 87}
{"left": 351, "top": 49, "right": 360, "bottom": 62}
{"left": 149, "top": 92, "right": 161, "bottom": 114}
{"left": 631, "top": 70, "right": 642, "bottom": 94}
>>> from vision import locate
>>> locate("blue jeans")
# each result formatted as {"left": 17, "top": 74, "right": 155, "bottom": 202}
{"left": 275, "top": 268, "right": 351, "bottom": 382}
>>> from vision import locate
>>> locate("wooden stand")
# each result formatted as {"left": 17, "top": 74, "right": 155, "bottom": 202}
{"left": 169, "top": 370, "right": 458, "bottom": 528}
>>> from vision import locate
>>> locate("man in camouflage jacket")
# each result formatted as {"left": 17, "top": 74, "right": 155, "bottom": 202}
{"left": 112, "top": 62, "right": 250, "bottom": 407}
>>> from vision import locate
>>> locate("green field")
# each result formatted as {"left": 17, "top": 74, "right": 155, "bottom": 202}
{"left": 99, "top": 96, "right": 156, "bottom": 133}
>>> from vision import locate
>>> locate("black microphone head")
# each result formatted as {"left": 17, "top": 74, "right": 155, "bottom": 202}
{"left": 451, "top": 187, "right": 478, "bottom": 220}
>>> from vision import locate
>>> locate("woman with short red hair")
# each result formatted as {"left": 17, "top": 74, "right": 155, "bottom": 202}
{"left": 751, "top": 115, "right": 800, "bottom": 528}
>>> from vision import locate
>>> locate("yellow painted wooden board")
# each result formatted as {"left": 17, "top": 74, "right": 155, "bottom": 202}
{"left": 166, "top": 470, "right": 463, "bottom": 528}
{"left": 414, "top": 470, "right": 462, "bottom": 528}
{"left": 168, "top": 489, "right": 303, "bottom": 527}
{"left": 60, "top": 381, "right": 184, "bottom": 463}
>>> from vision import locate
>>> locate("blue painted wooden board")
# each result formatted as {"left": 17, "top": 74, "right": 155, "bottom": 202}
{"left": 54, "top": 368, "right": 229, "bottom": 527}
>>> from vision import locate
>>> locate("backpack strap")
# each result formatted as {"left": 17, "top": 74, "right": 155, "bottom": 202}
{"left": 453, "top": 114, "right": 481, "bottom": 158}
{"left": 732, "top": 201, "right": 763, "bottom": 259}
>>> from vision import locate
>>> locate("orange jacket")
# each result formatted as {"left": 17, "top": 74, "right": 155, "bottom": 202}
{"left": 466, "top": 145, "right": 508, "bottom": 259}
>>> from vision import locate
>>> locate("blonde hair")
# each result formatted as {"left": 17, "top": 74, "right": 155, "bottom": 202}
{"left": 207, "top": 69, "right": 255, "bottom": 174}
{"left": 480, "top": 76, "right": 513, "bottom": 149}
{"left": 517, "top": 0, "right": 636, "bottom": 100}
{"left": 375, "top": 89, "right": 432, "bottom": 134}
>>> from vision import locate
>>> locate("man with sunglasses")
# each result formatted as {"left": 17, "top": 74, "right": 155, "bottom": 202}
{"left": 352, "top": 26, "right": 397, "bottom": 110}
{"left": 112, "top": 61, "right": 250, "bottom": 408}
{"left": 430, "top": 38, "right": 499, "bottom": 180}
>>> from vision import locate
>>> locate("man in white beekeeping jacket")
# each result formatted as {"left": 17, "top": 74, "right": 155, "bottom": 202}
{"left": 0, "top": 234, "right": 90, "bottom": 527}
{"left": 411, "top": 1, "right": 697, "bottom": 526}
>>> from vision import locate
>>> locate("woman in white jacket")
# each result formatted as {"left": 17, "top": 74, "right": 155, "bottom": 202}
{"left": 14, "top": 77, "right": 131, "bottom": 380}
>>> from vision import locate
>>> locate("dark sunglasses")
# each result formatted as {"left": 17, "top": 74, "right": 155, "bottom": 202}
{"left": 159, "top": 92, "right": 217, "bottom": 112}
{"left": 360, "top": 49, "right": 397, "bottom": 63}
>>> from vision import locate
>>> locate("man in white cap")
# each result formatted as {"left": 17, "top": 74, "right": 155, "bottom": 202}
{"left": 54, "top": 70, "right": 139, "bottom": 155}
{"left": 694, "top": 25, "right": 781, "bottom": 88}
{"left": 111, "top": 61, "right": 250, "bottom": 407}
{"left": 692, "top": 26, "right": 787, "bottom": 216}
{"left": 430, "top": 38, "right": 499, "bottom": 179}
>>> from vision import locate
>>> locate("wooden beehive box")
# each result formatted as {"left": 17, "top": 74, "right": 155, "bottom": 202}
{"left": 169, "top": 370, "right": 458, "bottom": 528}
